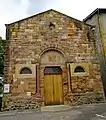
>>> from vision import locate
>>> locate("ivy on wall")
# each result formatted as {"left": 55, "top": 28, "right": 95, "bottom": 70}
{"left": 0, "top": 37, "right": 6, "bottom": 75}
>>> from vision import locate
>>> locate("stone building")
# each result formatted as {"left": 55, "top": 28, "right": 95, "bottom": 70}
{"left": 3, "top": 9, "right": 104, "bottom": 110}
{"left": 84, "top": 8, "right": 106, "bottom": 97}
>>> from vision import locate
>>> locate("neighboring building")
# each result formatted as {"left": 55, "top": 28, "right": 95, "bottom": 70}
{"left": 4, "top": 9, "right": 104, "bottom": 110}
{"left": 83, "top": 8, "right": 106, "bottom": 97}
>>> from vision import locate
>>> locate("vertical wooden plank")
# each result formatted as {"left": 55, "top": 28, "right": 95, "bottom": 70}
{"left": 53, "top": 75, "right": 63, "bottom": 105}
{"left": 44, "top": 75, "right": 53, "bottom": 105}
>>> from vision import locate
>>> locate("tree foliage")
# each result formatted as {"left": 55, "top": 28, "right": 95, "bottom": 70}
{"left": 0, "top": 37, "right": 6, "bottom": 76}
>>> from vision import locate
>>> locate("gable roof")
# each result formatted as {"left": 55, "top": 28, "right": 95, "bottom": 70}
{"left": 83, "top": 8, "right": 106, "bottom": 22}
{"left": 5, "top": 9, "right": 92, "bottom": 27}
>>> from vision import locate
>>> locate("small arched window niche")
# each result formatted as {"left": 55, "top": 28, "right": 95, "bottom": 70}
{"left": 74, "top": 66, "right": 85, "bottom": 73}
{"left": 49, "top": 22, "right": 55, "bottom": 30}
{"left": 20, "top": 67, "right": 32, "bottom": 74}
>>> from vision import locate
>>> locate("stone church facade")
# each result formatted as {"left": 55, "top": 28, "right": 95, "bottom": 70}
{"left": 4, "top": 9, "right": 104, "bottom": 110}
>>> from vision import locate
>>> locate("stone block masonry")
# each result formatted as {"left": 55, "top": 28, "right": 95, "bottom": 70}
{"left": 3, "top": 9, "right": 105, "bottom": 110}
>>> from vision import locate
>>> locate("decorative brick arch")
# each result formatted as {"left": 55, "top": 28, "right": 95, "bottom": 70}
{"left": 39, "top": 47, "right": 67, "bottom": 63}
{"left": 40, "top": 50, "right": 66, "bottom": 65}
{"left": 38, "top": 49, "right": 68, "bottom": 105}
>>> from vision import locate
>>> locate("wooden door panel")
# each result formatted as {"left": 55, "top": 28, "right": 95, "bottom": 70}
{"left": 44, "top": 75, "right": 53, "bottom": 105}
{"left": 53, "top": 75, "right": 63, "bottom": 104}
{"left": 44, "top": 74, "right": 63, "bottom": 105}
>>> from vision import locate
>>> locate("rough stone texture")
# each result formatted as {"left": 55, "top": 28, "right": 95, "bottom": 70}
{"left": 2, "top": 95, "right": 40, "bottom": 111}
{"left": 3, "top": 9, "right": 104, "bottom": 110}
{"left": 84, "top": 13, "right": 106, "bottom": 97}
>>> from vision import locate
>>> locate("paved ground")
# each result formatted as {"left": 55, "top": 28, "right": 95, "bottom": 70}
{"left": 1, "top": 103, "right": 106, "bottom": 120}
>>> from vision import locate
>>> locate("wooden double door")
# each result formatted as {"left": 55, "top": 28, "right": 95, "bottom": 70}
{"left": 44, "top": 67, "right": 63, "bottom": 105}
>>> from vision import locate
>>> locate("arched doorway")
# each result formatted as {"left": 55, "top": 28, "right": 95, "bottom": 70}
{"left": 44, "top": 66, "right": 63, "bottom": 105}
{"left": 40, "top": 50, "right": 66, "bottom": 106}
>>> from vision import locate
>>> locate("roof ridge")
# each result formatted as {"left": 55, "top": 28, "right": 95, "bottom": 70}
{"left": 83, "top": 8, "right": 106, "bottom": 21}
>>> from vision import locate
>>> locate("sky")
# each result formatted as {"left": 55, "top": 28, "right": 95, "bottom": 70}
{"left": 0, "top": 0, "right": 106, "bottom": 39}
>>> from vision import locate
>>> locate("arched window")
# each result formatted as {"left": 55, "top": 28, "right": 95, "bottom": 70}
{"left": 20, "top": 67, "right": 32, "bottom": 74}
{"left": 74, "top": 66, "right": 85, "bottom": 73}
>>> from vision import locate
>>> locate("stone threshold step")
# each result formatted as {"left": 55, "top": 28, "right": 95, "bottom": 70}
{"left": 41, "top": 105, "right": 71, "bottom": 112}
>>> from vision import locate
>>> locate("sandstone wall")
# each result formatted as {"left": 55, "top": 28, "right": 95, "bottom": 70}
{"left": 3, "top": 10, "right": 104, "bottom": 110}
